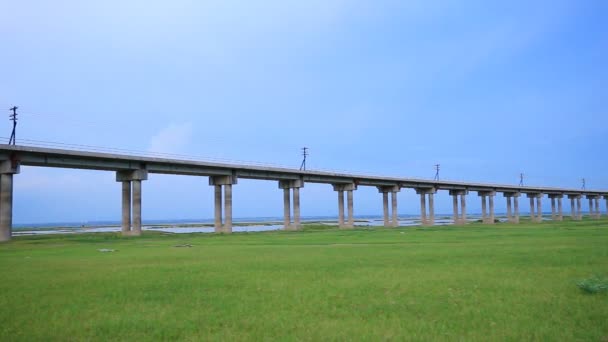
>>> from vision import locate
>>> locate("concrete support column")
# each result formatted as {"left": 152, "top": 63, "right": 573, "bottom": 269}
{"left": 334, "top": 183, "right": 356, "bottom": 229}
{"left": 604, "top": 196, "right": 608, "bottom": 217}
{"left": 214, "top": 185, "right": 222, "bottom": 232}
{"left": 382, "top": 192, "right": 389, "bottom": 227}
{"left": 391, "top": 191, "right": 398, "bottom": 227}
{"left": 514, "top": 196, "right": 520, "bottom": 223}
{"left": 452, "top": 195, "right": 458, "bottom": 224}
{"left": 132, "top": 180, "right": 142, "bottom": 236}
{"left": 481, "top": 196, "right": 487, "bottom": 222}
{"left": 529, "top": 197, "right": 536, "bottom": 222}
{"left": 549, "top": 195, "right": 564, "bottom": 222}
{"left": 489, "top": 195, "right": 495, "bottom": 223}
{"left": 419, "top": 194, "right": 427, "bottom": 225}
{"left": 587, "top": 196, "right": 601, "bottom": 219}
{"left": 210, "top": 175, "right": 237, "bottom": 233}
{"left": 416, "top": 188, "right": 436, "bottom": 227}
{"left": 278, "top": 180, "right": 304, "bottom": 230}
{"left": 428, "top": 193, "right": 435, "bottom": 225}
{"left": 506, "top": 196, "right": 513, "bottom": 222}
{"left": 293, "top": 187, "right": 301, "bottom": 229}
{"left": 570, "top": 198, "right": 575, "bottom": 219}
{"left": 224, "top": 184, "right": 233, "bottom": 232}
{"left": 347, "top": 190, "right": 354, "bottom": 228}
{"left": 478, "top": 191, "right": 496, "bottom": 224}
{"left": 536, "top": 196, "right": 542, "bottom": 222}
{"left": 338, "top": 190, "right": 345, "bottom": 227}
{"left": 377, "top": 187, "right": 400, "bottom": 228}
{"left": 121, "top": 181, "right": 131, "bottom": 234}
{"left": 577, "top": 197, "right": 582, "bottom": 220}
{"left": 283, "top": 188, "right": 291, "bottom": 229}
{"left": 461, "top": 194, "right": 467, "bottom": 223}
{"left": 0, "top": 174, "right": 14, "bottom": 242}
{"left": 117, "top": 169, "right": 147, "bottom": 237}
{"left": 449, "top": 190, "right": 468, "bottom": 225}
{"left": 503, "top": 192, "right": 521, "bottom": 224}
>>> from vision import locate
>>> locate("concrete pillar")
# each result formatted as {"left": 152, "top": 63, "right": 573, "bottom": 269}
{"left": 214, "top": 185, "right": 222, "bottom": 232}
{"left": 279, "top": 179, "right": 304, "bottom": 231}
{"left": 506, "top": 196, "right": 512, "bottom": 222}
{"left": 570, "top": 198, "right": 575, "bottom": 219}
{"left": 577, "top": 197, "right": 582, "bottom": 220}
{"left": 588, "top": 198, "right": 594, "bottom": 219}
{"left": 488, "top": 195, "right": 495, "bottom": 224}
{"left": 334, "top": 183, "right": 355, "bottom": 229}
{"left": 0, "top": 174, "right": 14, "bottom": 242}
{"left": 514, "top": 196, "right": 520, "bottom": 223}
{"left": 481, "top": 196, "right": 487, "bottom": 222}
{"left": 593, "top": 198, "right": 599, "bottom": 219}
{"left": 224, "top": 184, "right": 233, "bottom": 233}
{"left": 536, "top": 196, "right": 542, "bottom": 222}
{"left": 529, "top": 197, "right": 535, "bottom": 222}
{"left": 293, "top": 187, "right": 301, "bottom": 229}
{"left": 121, "top": 181, "right": 131, "bottom": 235}
{"left": 132, "top": 180, "right": 142, "bottom": 236}
{"left": 210, "top": 175, "right": 237, "bottom": 233}
{"left": 382, "top": 192, "right": 389, "bottom": 227}
{"left": 428, "top": 193, "right": 435, "bottom": 225}
{"left": 452, "top": 195, "right": 458, "bottom": 224}
{"left": 461, "top": 194, "right": 467, "bottom": 224}
{"left": 391, "top": 191, "right": 398, "bottom": 227}
{"left": 338, "top": 190, "right": 345, "bottom": 227}
{"left": 605, "top": 196, "right": 608, "bottom": 217}
{"left": 449, "top": 190, "right": 467, "bottom": 225}
{"left": 378, "top": 185, "right": 400, "bottom": 227}
{"left": 557, "top": 197, "right": 563, "bottom": 221}
{"left": 347, "top": 190, "right": 354, "bottom": 228}
{"left": 478, "top": 191, "right": 496, "bottom": 224}
{"left": 117, "top": 169, "right": 147, "bottom": 237}
{"left": 551, "top": 198, "right": 556, "bottom": 220}
{"left": 420, "top": 193, "right": 427, "bottom": 225}
{"left": 283, "top": 188, "right": 291, "bottom": 230}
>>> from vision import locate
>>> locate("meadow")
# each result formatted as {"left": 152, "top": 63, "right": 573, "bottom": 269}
{"left": 1, "top": 218, "right": 607, "bottom": 341}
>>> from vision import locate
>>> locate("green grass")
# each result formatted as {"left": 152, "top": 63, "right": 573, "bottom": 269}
{"left": 1, "top": 219, "right": 608, "bottom": 341}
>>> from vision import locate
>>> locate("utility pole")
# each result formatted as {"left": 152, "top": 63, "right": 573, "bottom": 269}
{"left": 519, "top": 173, "right": 524, "bottom": 186}
{"left": 581, "top": 178, "right": 586, "bottom": 190}
{"left": 8, "top": 106, "right": 18, "bottom": 145}
{"left": 299, "top": 147, "right": 309, "bottom": 171}
{"left": 433, "top": 164, "right": 440, "bottom": 181}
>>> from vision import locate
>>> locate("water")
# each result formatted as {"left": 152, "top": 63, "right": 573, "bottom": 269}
{"left": 12, "top": 213, "right": 550, "bottom": 236}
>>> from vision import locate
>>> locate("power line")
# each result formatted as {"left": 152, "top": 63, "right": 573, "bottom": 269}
{"left": 8, "top": 106, "right": 18, "bottom": 145}
{"left": 299, "top": 147, "right": 309, "bottom": 171}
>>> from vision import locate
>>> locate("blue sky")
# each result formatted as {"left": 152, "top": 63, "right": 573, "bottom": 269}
{"left": 1, "top": 1, "right": 606, "bottom": 223}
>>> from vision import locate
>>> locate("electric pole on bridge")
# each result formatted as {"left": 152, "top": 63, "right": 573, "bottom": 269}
{"left": 8, "top": 106, "right": 18, "bottom": 145}
{"left": 433, "top": 164, "right": 440, "bottom": 181}
{"left": 519, "top": 173, "right": 524, "bottom": 187}
{"left": 581, "top": 178, "right": 586, "bottom": 190}
{"left": 299, "top": 147, "right": 309, "bottom": 171}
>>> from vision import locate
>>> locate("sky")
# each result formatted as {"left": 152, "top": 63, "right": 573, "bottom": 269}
{"left": 1, "top": 0, "right": 607, "bottom": 224}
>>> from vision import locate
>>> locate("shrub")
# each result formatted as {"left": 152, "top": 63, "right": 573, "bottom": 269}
{"left": 577, "top": 275, "right": 608, "bottom": 294}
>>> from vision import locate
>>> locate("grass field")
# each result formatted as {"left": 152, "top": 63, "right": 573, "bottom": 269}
{"left": 1, "top": 219, "right": 607, "bottom": 341}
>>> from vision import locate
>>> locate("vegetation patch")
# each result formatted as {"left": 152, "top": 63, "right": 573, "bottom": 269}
{"left": 577, "top": 274, "right": 608, "bottom": 294}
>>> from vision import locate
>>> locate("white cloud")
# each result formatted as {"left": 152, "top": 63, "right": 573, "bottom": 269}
{"left": 148, "top": 122, "right": 193, "bottom": 154}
